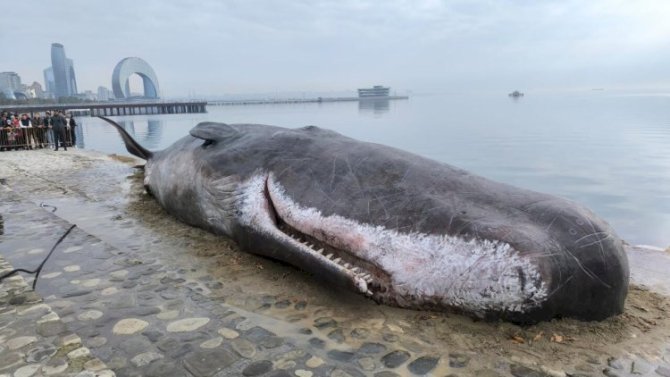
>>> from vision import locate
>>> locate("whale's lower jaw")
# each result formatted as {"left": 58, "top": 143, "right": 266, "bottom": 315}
{"left": 230, "top": 173, "right": 549, "bottom": 319}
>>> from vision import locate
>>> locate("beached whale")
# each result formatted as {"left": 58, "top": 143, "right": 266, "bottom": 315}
{"left": 100, "top": 116, "right": 629, "bottom": 323}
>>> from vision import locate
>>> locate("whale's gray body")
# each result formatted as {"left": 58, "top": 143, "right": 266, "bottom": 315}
{"left": 103, "top": 117, "right": 629, "bottom": 323}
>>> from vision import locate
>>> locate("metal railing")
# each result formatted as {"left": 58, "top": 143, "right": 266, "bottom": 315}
{"left": 0, "top": 126, "right": 74, "bottom": 151}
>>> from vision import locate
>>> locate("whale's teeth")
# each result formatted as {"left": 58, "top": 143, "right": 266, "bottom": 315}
{"left": 365, "top": 290, "right": 373, "bottom": 296}
{"left": 316, "top": 248, "right": 324, "bottom": 254}
{"left": 344, "top": 263, "right": 351, "bottom": 269}
{"left": 351, "top": 267, "right": 360, "bottom": 273}
{"left": 306, "top": 243, "right": 313, "bottom": 248}
{"left": 333, "top": 257, "right": 341, "bottom": 264}
{"left": 326, "top": 253, "right": 333, "bottom": 259}
{"left": 362, "top": 273, "right": 371, "bottom": 280}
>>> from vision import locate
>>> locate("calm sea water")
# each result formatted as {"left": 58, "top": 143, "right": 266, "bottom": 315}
{"left": 77, "top": 92, "right": 670, "bottom": 247}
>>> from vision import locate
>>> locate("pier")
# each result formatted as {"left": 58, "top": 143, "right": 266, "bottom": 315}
{"left": 1, "top": 100, "right": 207, "bottom": 117}
{"left": 207, "top": 95, "right": 409, "bottom": 106}
{"left": 1, "top": 95, "right": 409, "bottom": 116}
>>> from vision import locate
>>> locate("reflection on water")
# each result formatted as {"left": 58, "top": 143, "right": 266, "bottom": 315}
{"left": 76, "top": 92, "right": 670, "bottom": 246}
{"left": 0, "top": 214, "right": 3, "bottom": 236}
{"left": 117, "top": 119, "right": 164, "bottom": 146}
{"left": 358, "top": 98, "right": 390, "bottom": 114}
{"left": 74, "top": 123, "right": 85, "bottom": 149}
{"left": 119, "top": 120, "right": 135, "bottom": 134}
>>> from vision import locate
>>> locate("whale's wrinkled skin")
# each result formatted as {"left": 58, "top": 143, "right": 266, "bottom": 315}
{"left": 101, "top": 117, "right": 629, "bottom": 323}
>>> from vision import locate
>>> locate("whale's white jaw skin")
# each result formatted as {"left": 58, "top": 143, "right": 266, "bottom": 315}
{"left": 232, "top": 173, "right": 549, "bottom": 317}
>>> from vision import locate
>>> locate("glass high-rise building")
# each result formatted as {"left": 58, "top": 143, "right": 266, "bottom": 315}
{"left": 66, "top": 58, "right": 78, "bottom": 95}
{"left": 0, "top": 71, "right": 21, "bottom": 99}
{"left": 43, "top": 67, "right": 55, "bottom": 94}
{"left": 50, "top": 43, "right": 78, "bottom": 98}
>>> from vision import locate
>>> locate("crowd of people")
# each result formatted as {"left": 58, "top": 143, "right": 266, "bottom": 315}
{"left": 0, "top": 110, "right": 77, "bottom": 151}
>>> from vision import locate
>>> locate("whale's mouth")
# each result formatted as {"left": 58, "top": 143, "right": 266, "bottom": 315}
{"left": 262, "top": 177, "right": 391, "bottom": 298}
{"left": 235, "top": 173, "right": 553, "bottom": 314}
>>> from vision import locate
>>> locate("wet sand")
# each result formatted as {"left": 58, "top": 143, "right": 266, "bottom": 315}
{"left": 1, "top": 148, "right": 669, "bottom": 376}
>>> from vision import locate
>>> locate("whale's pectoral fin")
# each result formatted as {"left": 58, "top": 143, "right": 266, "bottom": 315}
{"left": 190, "top": 122, "right": 239, "bottom": 144}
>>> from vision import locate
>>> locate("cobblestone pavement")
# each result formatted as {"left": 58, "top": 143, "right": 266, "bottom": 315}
{"left": 1, "top": 149, "right": 670, "bottom": 377}
{"left": 0, "top": 257, "right": 114, "bottom": 377}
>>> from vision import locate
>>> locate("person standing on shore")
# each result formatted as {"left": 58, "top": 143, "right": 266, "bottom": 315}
{"left": 52, "top": 111, "right": 68, "bottom": 151}
{"left": 67, "top": 114, "right": 77, "bottom": 147}
{"left": 44, "top": 111, "right": 54, "bottom": 148}
{"left": 19, "top": 114, "right": 37, "bottom": 149}
{"left": 10, "top": 115, "right": 24, "bottom": 149}
{"left": 33, "top": 115, "right": 45, "bottom": 148}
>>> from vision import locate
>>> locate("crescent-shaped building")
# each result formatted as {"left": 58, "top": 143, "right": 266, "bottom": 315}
{"left": 112, "top": 57, "right": 160, "bottom": 99}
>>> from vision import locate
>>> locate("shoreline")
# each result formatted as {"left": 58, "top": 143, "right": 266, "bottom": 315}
{"left": 2, "top": 147, "right": 668, "bottom": 251}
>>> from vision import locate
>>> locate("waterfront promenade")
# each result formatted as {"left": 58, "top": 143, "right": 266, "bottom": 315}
{"left": 1, "top": 100, "right": 207, "bottom": 117}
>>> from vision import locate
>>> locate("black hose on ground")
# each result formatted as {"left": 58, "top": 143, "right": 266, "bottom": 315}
{"left": 0, "top": 224, "right": 77, "bottom": 289}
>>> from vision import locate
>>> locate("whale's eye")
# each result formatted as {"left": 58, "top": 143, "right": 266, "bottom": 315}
{"left": 202, "top": 139, "right": 215, "bottom": 148}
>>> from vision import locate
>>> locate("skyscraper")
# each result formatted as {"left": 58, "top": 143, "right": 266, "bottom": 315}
{"left": 66, "top": 58, "right": 78, "bottom": 95}
{"left": 49, "top": 43, "right": 78, "bottom": 98}
{"left": 0, "top": 71, "right": 21, "bottom": 99}
{"left": 43, "top": 67, "right": 54, "bottom": 94}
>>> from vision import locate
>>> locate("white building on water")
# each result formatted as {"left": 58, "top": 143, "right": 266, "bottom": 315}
{"left": 357, "top": 85, "right": 390, "bottom": 98}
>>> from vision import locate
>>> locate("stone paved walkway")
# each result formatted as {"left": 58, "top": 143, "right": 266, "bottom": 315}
{"left": 0, "top": 257, "right": 114, "bottom": 377}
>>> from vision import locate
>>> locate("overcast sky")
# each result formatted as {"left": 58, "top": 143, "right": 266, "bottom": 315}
{"left": 3, "top": 0, "right": 670, "bottom": 97}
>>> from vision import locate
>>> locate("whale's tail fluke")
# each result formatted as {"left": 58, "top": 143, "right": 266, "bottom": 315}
{"left": 98, "top": 116, "right": 153, "bottom": 160}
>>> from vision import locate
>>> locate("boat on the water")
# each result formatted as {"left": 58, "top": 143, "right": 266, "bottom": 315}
{"left": 508, "top": 90, "right": 524, "bottom": 97}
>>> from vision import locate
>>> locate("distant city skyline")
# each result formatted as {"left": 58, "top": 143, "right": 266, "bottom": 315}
{"left": 3, "top": 1, "right": 670, "bottom": 97}
{"left": 2, "top": 43, "right": 162, "bottom": 101}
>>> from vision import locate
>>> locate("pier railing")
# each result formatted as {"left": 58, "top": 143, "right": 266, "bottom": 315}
{"left": 1, "top": 100, "right": 208, "bottom": 118}
{"left": 0, "top": 126, "right": 73, "bottom": 151}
